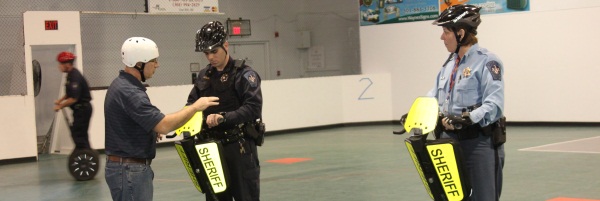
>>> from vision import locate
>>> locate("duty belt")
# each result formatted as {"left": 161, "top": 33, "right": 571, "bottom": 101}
{"left": 201, "top": 126, "right": 244, "bottom": 144}
{"left": 444, "top": 123, "right": 494, "bottom": 141}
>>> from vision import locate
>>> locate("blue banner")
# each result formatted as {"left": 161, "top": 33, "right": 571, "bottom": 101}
{"left": 440, "top": 0, "right": 530, "bottom": 14}
{"left": 360, "top": 0, "right": 439, "bottom": 26}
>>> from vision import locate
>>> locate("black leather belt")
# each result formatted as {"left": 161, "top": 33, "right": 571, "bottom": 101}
{"left": 445, "top": 123, "right": 495, "bottom": 141}
{"left": 73, "top": 102, "right": 91, "bottom": 110}
{"left": 107, "top": 155, "right": 152, "bottom": 165}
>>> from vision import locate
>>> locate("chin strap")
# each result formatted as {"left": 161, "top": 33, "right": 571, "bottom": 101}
{"left": 135, "top": 63, "right": 147, "bottom": 82}
{"left": 221, "top": 45, "right": 228, "bottom": 55}
{"left": 451, "top": 27, "right": 472, "bottom": 55}
{"left": 440, "top": 27, "right": 469, "bottom": 68}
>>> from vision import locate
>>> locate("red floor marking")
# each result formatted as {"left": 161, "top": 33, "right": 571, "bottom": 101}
{"left": 547, "top": 197, "right": 600, "bottom": 201}
{"left": 266, "top": 158, "right": 312, "bottom": 164}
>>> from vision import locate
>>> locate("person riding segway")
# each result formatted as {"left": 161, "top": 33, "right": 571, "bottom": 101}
{"left": 54, "top": 51, "right": 99, "bottom": 181}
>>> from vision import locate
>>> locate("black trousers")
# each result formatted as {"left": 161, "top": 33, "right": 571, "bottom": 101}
{"left": 207, "top": 137, "right": 260, "bottom": 201}
{"left": 71, "top": 103, "right": 92, "bottom": 149}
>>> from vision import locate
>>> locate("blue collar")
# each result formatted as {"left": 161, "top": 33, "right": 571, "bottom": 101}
{"left": 119, "top": 70, "right": 146, "bottom": 91}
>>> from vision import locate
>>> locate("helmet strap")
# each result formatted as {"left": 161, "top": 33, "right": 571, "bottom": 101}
{"left": 451, "top": 27, "right": 470, "bottom": 55}
{"left": 220, "top": 45, "right": 227, "bottom": 56}
{"left": 135, "top": 63, "right": 147, "bottom": 82}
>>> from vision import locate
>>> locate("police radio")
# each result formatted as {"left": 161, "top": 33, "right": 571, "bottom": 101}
{"left": 190, "top": 63, "right": 201, "bottom": 84}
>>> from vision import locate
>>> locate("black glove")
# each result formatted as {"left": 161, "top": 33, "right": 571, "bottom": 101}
{"left": 446, "top": 112, "right": 473, "bottom": 130}
{"left": 393, "top": 113, "right": 409, "bottom": 135}
{"left": 400, "top": 113, "right": 408, "bottom": 125}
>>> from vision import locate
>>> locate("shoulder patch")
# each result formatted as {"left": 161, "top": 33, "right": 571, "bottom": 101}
{"left": 486, "top": 60, "right": 502, "bottom": 81}
{"left": 243, "top": 71, "right": 258, "bottom": 88}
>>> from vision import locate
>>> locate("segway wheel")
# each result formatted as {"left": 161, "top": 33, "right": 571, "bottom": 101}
{"left": 68, "top": 149, "right": 100, "bottom": 181}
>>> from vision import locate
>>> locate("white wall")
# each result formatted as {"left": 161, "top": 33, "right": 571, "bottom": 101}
{"left": 1, "top": 0, "right": 360, "bottom": 92}
{"left": 360, "top": 1, "right": 600, "bottom": 122}
{"left": 0, "top": 11, "right": 84, "bottom": 160}
{"left": 8, "top": 1, "right": 600, "bottom": 160}
{"left": 0, "top": 96, "right": 37, "bottom": 160}
{"left": 51, "top": 74, "right": 392, "bottom": 153}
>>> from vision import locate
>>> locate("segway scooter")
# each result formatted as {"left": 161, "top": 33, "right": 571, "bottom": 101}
{"left": 62, "top": 109, "right": 100, "bottom": 181}
{"left": 166, "top": 111, "right": 229, "bottom": 201}
{"left": 393, "top": 97, "right": 472, "bottom": 201}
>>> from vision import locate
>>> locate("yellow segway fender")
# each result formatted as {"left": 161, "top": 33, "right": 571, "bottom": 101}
{"left": 404, "top": 97, "right": 439, "bottom": 134}
{"left": 176, "top": 111, "right": 203, "bottom": 137}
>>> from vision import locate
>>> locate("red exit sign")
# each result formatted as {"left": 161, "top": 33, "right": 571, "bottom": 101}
{"left": 232, "top": 26, "right": 241, "bottom": 35}
{"left": 45, "top": 20, "right": 58, "bottom": 30}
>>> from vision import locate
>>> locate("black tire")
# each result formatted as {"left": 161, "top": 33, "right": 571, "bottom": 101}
{"left": 68, "top": 149, "right": 100, "bottom": 181}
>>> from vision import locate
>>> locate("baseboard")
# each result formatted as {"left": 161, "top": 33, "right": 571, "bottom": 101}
{"left": 0, "top": 156, "right": 37, "bottom": 165}
{"left": 266, "top": 121, "right": 395, "bottom": 136}
{"left": 506, "top": 121, "right": 600, "bottom": 127}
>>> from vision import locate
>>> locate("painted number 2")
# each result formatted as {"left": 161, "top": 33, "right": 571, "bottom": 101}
{"left": 358, "top": 78, "right": 374, "bottom": 100}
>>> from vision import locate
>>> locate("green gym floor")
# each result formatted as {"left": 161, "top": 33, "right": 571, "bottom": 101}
{"left": 1, "top": 125, "right": 599, "bottom": 201}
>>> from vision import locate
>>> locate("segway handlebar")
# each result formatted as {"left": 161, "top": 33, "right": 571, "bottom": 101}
{"left": 165, "top": 115, "right": 224, "bottom": 139}
{"left": 393, "top": 126, "right": 406, "bottom": 135}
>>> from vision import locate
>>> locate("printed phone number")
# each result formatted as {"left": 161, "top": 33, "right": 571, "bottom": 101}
{"left": 173, "top": 3, "right": 201, "bottom": 7}
{"left": 403, "top": 6, "right": 437, "bottom": 14}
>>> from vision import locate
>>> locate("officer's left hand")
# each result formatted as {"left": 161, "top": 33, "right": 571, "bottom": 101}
{"left": 53, "top": 105, "right": 62, "bottom": 112}
{"left": 442, "top": 113, "right": 473, "bottom": 130}
{"left": 206, "top": 114, "right": 224, "bottom": 128}
{"left": 156, "top": 133, "right": 164, "bottom": 142}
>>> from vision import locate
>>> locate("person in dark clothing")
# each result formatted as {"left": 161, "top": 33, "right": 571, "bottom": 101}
{"left": 187, "top": 21, "right": 263, "bottom": 201}
{"left": 54, "top": 51, "right": 93, "bottom": 149}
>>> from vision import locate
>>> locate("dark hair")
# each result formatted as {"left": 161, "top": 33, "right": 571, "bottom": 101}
{"left": 459, "top": 27, "right": 478, "bottom": 46}
{"left": 445, "top": 26, "right": 478, "bottom": 46}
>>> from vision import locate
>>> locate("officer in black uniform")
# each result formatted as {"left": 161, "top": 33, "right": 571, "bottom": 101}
{"left": 54, "top": 51, "right": 93, "bottom": 149}
{"left": 187, "top": 21, "right": 263, "bottom": 201}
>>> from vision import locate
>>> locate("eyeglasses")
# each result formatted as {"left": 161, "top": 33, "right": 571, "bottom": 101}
{"left": 148, "top": 58, "right": 158, "bottom": 63}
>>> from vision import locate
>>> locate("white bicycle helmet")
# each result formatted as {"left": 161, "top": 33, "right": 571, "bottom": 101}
{"left": 121, "top": 37, "right": 159, "bottom": 67}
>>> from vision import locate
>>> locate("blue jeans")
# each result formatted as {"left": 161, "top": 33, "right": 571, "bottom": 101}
{"left": 105, "top": 160, "right": 154, "bottom": 201}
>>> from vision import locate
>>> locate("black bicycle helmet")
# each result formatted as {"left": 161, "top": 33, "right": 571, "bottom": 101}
{"left": 433, "top": 4, "right": 481, "bottom": 31}
{"left": 195, "top": 21, "right": 227, "bottom": 52}
{"left": 433, "top": 4, "right": 482, "bottom": 54}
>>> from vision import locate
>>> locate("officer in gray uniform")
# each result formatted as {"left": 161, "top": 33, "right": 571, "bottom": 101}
{"left": 428, "top": 5, "right": 505, "bottom": 201}
{"left": 187, "top": 21, "right": 263, "bottom": 201}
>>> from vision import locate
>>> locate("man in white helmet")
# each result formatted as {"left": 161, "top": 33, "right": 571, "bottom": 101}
{"left": 104, "top": 37, "right": 219, "bottom": 201}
